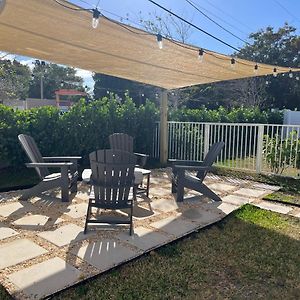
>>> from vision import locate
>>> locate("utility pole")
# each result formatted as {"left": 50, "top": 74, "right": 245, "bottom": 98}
{"left": 32, "top": 60, "right": 46, "bottom": 100}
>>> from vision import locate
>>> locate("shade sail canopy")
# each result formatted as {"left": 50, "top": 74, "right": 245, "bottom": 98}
{"left": 0, "top": 0, "right": 299, "bottom": 89}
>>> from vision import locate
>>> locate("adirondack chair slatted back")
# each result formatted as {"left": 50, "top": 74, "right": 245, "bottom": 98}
{"left": 196, "top": 141, "right": 225, "bottom": 180}
{"left": 18, "top": 134, "right": 50, "bottom": 179}
{"left": 89, "top": 150, "right": 136, "bottom": 209}
{"left": 109, "top": 133, "right": 134, "bottom": 153}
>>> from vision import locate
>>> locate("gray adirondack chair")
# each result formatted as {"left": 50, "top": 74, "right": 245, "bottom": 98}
{"left": 170, "top": 141, "right": 225, "bottom": 202}
{"left": 109, "top": 133, "right": 149, "bottom": 167}
{"left": 84, "top": 149, "right": 137, "bottom": 235}
{"left": 18, "top": 134, "right": 81, "bottom": 202}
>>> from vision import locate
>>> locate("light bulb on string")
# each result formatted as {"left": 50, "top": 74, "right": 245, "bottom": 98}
{"left": 265, "top": 80, "right": 269, "bottom": 85}
{"left": 273, "top": 68, "right": 277, "bottom": 77}
{"left": 289, "top": 69, "right": 293, "bottom": 78}
{"left": 296, "top": 76, "right": 299, "bottom": 81}
{"left": 198, "top": 48, "right": 204, "bottom": 62}
{"left": 92, "top": 8, "right": 100, "bottom": 29}
{"left": 157, "top": 34, "right": 163, "bottom": 49}
{"left": 254, "top": 64, "right": 258, "bottom": 75}
{"left": 230, "top": 58, "right": 236, "bottom": 69}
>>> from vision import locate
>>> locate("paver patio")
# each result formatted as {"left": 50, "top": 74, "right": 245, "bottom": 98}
{"left": 0, "top": 169, "right": 296, "bottom": 299}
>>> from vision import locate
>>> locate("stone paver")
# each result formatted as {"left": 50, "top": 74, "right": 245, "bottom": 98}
{"left": 252, "top": 183, "right": 280, "bottom": 191}
{"left": 13, "top": 215, "right": 63, "bottom": 227}
{"left": 182, "top": 206, "right": 223, "bottom": 225}
{"left": 117, "top": 227, "right": 169, "bottom": 251}
{"left": 0, "top": 224, "right": 18, "bottom": 240}
{"left": 207, "top": 182, "right": 237, "bottom": 192}
{"left": 8, "top": 257, "right": 81, "bottom": 299}
{"left": 233, "top": 188, "right": 268, "bottom": 198}
{"left": 294, "top": 211, "right": 300, "bottom": 218}
{"left": 215, "top": 202, "right": 239, "bottom": 215}
{"left": 254, "top": 200, "right": 293, "bottom": 214}
{"left": 150, "top": 198, "right": 179, "bottom": 212}
{"left": 0, "top": 170, "right": 289, "bottom": 299}
{"left": 0, "top": 202, "right": 33, "bottom": 217}
{"left": 64, "top": 203, "right": 88, "bottom": 219}
{"left": 71, "top": 239, "right": 138, "bottom": 271}
{"left": 222, "top": 194, "right": 250, "bottom": 205}
{"left": 150, "top": 215, "right": 198, "bottom": 237}
{"left": 38, "top": 224, "right": 93, "bottom": 247}
{"left": 0, "top": 239, "right": 47, "bottom": 269}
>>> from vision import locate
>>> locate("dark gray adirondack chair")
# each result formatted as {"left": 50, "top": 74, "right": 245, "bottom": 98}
{"left": 170, "top": 142, "right": 225, "bottom": 202}
{"left": 109, "top": 133, "right": 148, "bottom": 167}
{"left": 84, "top": 149, "right": 137, "bottom": 235}
{"left": 18, "top": 134, "right": 81, "bottom": 202}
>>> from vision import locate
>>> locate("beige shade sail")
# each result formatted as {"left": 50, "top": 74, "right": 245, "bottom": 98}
{"left": 0, "top": 0, "right": 299, "bottom": 89}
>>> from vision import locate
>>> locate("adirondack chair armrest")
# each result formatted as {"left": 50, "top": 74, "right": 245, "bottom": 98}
{"left": 172, "top": 165, "right": 212, "bottom": 172}
{"left": 134, "top": 153, "right": 149, "bottom": 167}
{"left": 43, "top": 156, "right": 81, "bottom": 161}
{"left": 26, "top": 162, "right": 73, "bottom": 168}
{"left": 134, "top": 153, "right": 149, "bottom": 158}
{"left": 168, "top": 159, "right": 204, "bottom": 166}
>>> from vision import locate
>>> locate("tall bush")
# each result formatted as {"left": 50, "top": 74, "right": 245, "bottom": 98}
{"left": 0, "top": 95, "right": 159, "bottom": 167}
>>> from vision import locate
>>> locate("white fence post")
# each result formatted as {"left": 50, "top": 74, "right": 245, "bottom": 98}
{"left": 256, "top": 125, "right": 264, "bottom": 173}
{"left": 204, "top": 124, "right": 210, "bottom": 156}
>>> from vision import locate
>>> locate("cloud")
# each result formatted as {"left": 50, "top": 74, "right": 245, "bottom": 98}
{"left": 76, "top": 68, "right": 94, "bottom": 89}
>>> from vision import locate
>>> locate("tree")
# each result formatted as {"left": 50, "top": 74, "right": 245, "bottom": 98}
{"left": 93, "top": 73, "right": 159, "bottom": 105}
{"left": 29, "top": 63, "right": 84, "bottom": 100}
{"left": 181, "top": 23, "right": 300, "bottom": 110}
{"left": 0, "top": 59, "right": 31, "bottom": 101}
{"left": 237, "top": 23, "right": 300, "bottom": 109}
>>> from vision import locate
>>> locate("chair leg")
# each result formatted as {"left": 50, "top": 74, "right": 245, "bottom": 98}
{"left": 176, "top": 182, "right": 184, "bottom": 202}
{"left": 198, "top": 183, "right": 222, "bottom": 202}
{"left": 171, "top": 180, "right": 177, "bottom": 193}
{"left": 84, "top": 202, "right": 91, "bottom": 234}
{"left": 70, "top": 180, "right": 77, "bottom": 193}
{"left": 61, "top": 167, "right": 69, "bottom": 202}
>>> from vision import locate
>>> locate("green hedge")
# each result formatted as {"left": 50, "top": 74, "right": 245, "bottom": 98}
{"left": 0, "top": 95, "right": 158, "bottom": 167}
{"left": 169, "top": 106, "right": 283, "bottom": 124}
{"left": 0, "top": 97, "right": 283, "bottom": 168}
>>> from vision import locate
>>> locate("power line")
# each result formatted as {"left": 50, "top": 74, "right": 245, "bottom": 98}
{"left": 147, "top": 0, "right": 240, "bottom": 52}
{"left": 184, "top": 0, "right": 250, "bottom": 46}
{"left": 272, "top": 0, "right": 300, "bottom": 23}
{"left": 201, "top": 0, "right": 255, "bottom": 32}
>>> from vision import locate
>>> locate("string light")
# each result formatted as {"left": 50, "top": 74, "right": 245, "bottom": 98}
{"left": 198, "top": 48, "right": 204, "bottom": 62}
{"left": 157, "top": 34, "right": 163, "bottom": 49}
{"left": 273, "top": 67, "right": 277, "bottom": 77}
{"left": 289, "top": 69, "right": 293, "bottom": 78}
{"left": 296, "top": 76, "right": 299, "bottom": 81}
{"left": 230, "top": 58, "right": 236, "bottom": 69}
{"left": 265, "top": 80, "right": 269, "bottom": 85}
{"left": 254, "top": 64, "right": 258, "bottom": 75}
{"left": 92, "top": 8, "right": 100, "bottom": 28}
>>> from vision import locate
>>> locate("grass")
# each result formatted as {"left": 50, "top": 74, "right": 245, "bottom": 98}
{"left": 53, "top": 205, "right": 299, "bottom": 299}
{"left": 263, "top": 191, "right": 300, "bottom": 206}
{"left": 0, "top": 205, "right": 299, "bottom": 299}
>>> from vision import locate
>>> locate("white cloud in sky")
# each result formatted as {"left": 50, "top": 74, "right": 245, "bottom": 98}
{"left": 76, "top": 68, "right": 94, "bottom": 89}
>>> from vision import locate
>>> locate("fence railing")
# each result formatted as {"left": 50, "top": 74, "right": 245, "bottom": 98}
{"left": 153, "top": 121, "right": 300, "bottom": 177}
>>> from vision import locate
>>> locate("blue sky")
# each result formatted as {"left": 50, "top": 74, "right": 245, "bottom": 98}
{"left": 3, "top": 0, "right": 300, "bottom": 89}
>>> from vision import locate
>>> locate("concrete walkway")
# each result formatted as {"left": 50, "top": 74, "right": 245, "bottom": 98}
{"left": 0, "top": 170, "right": 297, "bottom": 299}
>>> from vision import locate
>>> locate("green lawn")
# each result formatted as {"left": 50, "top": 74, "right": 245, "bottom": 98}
{"left": 3, "top": 205, "right": 297, "bottom": 300}
{"left": 0, "top": 206, "right": 299, "bottom": 299}
{"left": 263, "top": 191, "right": 300, "bottom": 206}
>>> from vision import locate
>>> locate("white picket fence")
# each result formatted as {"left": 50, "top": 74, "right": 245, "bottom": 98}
{"left": 153, "top": 122, "right": 300, "bottom": 177}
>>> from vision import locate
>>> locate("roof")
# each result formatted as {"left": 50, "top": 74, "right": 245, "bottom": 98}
{"left": 0, "top": 0, "right": 299, "bottom": 89}
{"left": 55, "top": 89, "right": 87, "bottom": 96}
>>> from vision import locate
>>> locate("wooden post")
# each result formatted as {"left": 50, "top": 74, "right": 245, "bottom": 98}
{"left": 55, "top": 93, "right": 60, "bottom": 107}
{"left": 160, "top": 90, "right": 168, "bottom": 165}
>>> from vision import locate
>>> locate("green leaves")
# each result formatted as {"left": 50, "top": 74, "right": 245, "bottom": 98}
{"left": 0, "top": 95, "right": 159, "bottom": 167}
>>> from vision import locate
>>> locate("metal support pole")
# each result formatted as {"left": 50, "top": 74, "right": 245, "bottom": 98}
{"left": 160, "top": 90, "right": 168, "bottom": 165}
